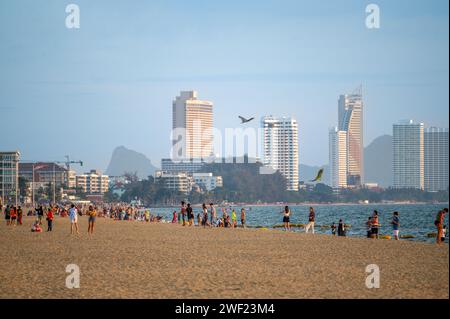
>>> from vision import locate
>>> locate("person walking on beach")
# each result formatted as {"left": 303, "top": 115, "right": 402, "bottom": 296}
{"left": 337, "top": 219, "right": 346, "bottom": 237}
{"left": 69, "top": 204, "right": 80, "bottom": 235}
{"left": 305, "top": 207, "right": 315, "bottom": 234}
{"left": 392, "top": 211, "right": 400, "bottom": 240}
{"left": 281, "top": 206, "right": 291, "bottom": 231}
{"left": 46, "top": 207, "right": 54, "bottom": 232}
{"left": 87, "top": 205, "right": 97, "bottom": 235}
{"left": 435, "top": 208, "right": 448, "bottom": 245}
{"left": 241, "top": 208, "right": 246, "bottom": 228}
{"left": 371, "top": 210, "right": 380, "bottom": 239}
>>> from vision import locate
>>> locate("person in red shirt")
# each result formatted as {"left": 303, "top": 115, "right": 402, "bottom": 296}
{"left": 46, "top": 208, "right": 54, "bottom": 232}
{"left": 9, "top": 206, "right": 17, "bottom": 226}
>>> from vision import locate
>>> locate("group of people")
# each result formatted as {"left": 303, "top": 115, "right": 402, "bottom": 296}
{"left": 3, "top": 205, "right": 23, "bottom": 226}
{"left": 280, "top": 205, "right": 448, "bottom": 243}
{"left": 2, "top": 201, "right": 448, "bottom": 243}
{"left": 173, "top": 201, "right": 247, "bottom": 228}
{"left": 282, "top": 206, "right": 347, "bottom": 236}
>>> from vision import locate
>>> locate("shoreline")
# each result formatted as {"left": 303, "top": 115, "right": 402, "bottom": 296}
{"left": 146, "top": 202, "right": 449, "bottom": 209}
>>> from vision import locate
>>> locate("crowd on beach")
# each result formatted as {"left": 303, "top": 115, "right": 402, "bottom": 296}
{"left": 1, "top": 201, "right": 448, "bottom": 244}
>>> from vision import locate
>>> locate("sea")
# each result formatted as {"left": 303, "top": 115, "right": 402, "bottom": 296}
{"left": 148, "top": 203, "right": 449, "bottom": 243}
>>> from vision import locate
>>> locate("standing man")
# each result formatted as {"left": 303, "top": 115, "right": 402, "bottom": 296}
{"left": 435, "top": 208, "right": 448, "bottom": 245}
{"left": 392, "top": 211, "right": 400, "bottom": 240}
{"left": 305, "top": 207, "right": 315, "bottom": 234}
{"left": 69, "top": 204, "right": 80, "bottom": 235}
{"left": 240, "top": 208, "right": 246, "bottom": 228}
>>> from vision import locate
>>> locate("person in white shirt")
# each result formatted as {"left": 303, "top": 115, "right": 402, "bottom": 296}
{"left": 69, "top": 204, "right": 80, "bottom": 235}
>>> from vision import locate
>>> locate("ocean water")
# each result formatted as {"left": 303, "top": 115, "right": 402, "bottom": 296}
{"left": 148, "top": 203, "right": 449, "bottom": 243}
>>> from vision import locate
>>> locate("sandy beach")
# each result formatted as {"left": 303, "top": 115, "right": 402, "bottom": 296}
{"left": 0, "top": 216, "right": 448, "bottom": 299}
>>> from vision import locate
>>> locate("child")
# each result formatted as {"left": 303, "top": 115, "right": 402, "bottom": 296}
{"left": 31, "top": 220, "right": 42, "bottom": 233}
{"left": 231, "top": 209, "right": 237, "bottom": 228}
{"left": 197, "top": 213, "right": 201, "bottom": 226}
{"left": 171, "top": 211, "right": 177, "bottom": 223}
{"left": 441, "top": 225, "right": 447, "bottom": 243}
{"left": 331, "top": 222, "right": 336, "bottom": 236}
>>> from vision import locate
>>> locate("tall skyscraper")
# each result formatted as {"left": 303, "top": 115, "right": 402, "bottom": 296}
{"left": 329, "top": 127, "right": 348, "bottom": 189}
{"left": 261, "top": 116, "right": 299, "bottom": 191}
{"left": 424, "top": 127, "right": 449, "bottom": 192}
{"left": 393, "top": 120, "right": 424, "bottom": 189}
{"left": 338, "top": 87, "right": 364, "bottom": 186}
{"left": 172, "top": 91, "right": 213, "bottom": 160}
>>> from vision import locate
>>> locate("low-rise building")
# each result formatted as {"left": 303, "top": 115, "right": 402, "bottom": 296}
{"left": 192, "top": 173, "right": 223, "bottom": 192}
{"left": 155, "top": 170, "right": 192, "bottom": 194}
{"left": 76, "top": 170, "right": 109, "bottom": 194}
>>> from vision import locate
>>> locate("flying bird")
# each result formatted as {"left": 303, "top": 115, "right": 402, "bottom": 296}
{"left": 239, "top": 116, "right": 254, "bottom": 124}
{"left": 310, "top": 168, "right": 324, "bottom": 182}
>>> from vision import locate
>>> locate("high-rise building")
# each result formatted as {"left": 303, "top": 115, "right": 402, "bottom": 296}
{"left": 261, "top": 116, "right": 299, "bottom": 191}
{"left": 424, "top": 127, "right": 449, "bottom": 192}
{"left": 329, "top": 127, "right": 348, "bottom": 189}
{"left": 393, "top": 120, "right": 424, "bottom": 189}
{"left": 338, "top": 88, "right": 364, "bottom": 186}
{"left": 172, "top": 91, "right": 213, "bottom": 160}
{"left": 0, "top": 151, "right": 20, "bottom": 206}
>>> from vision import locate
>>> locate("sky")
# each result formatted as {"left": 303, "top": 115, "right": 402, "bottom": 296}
{"left": 0, "top": 0, "right": 448, "bottom": 172}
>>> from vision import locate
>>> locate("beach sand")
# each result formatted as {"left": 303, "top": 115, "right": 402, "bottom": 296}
{"left": 0, "top": 216, "right": 448, "bottom": 299}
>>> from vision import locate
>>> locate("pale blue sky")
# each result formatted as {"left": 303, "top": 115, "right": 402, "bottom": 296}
{"left": 0, "top": 0, "right": 448, "bottom": 171}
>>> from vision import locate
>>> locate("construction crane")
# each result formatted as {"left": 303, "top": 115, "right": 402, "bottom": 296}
{"left": 56, "top": 155, "right": 83, "bottom": 172}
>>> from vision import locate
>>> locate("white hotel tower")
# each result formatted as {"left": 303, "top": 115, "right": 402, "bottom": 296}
{"left": 172, "top": 91, "right": 213, "bottom": 160}
{"left": 261, "top": 116, "right": 299, "bottom": 191}
{"left": 329, "top": 127, "right": 348, "bottom": 189}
